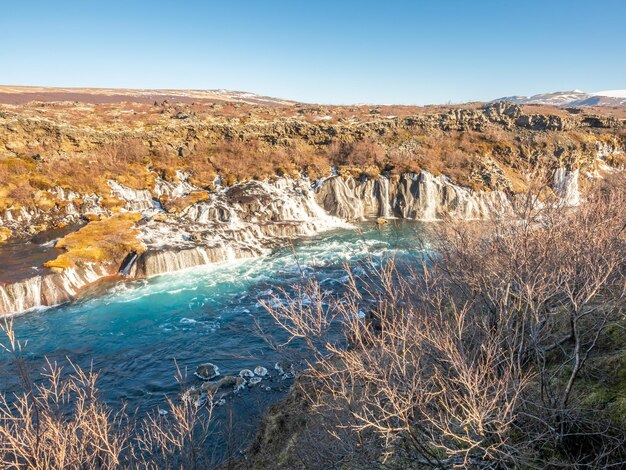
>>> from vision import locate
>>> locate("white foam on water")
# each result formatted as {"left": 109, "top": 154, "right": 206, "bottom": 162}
{"left": 22, "top": 222, "right": 423, "bottom": 324}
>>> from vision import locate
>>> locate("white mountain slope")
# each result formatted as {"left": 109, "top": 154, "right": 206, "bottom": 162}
{"left": 0, "top": 86, "right": 297, "bottom": 106}
{"left": 495, "top": 90, "right": 626, "bottom": 106}
{"left": 591, "top": 90, "right": 626, "bottom": 98}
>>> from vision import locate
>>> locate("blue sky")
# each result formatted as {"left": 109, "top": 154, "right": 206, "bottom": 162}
{"left": 2, "top": 0, "right": 625, "bottom": 104}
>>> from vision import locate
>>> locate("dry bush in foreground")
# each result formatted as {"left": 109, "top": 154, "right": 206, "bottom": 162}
{"left": 261, "top": 179, "right": 626, "bottom": 468}
{"left": 0, "top": 317, "right": 217, "bottom": 470}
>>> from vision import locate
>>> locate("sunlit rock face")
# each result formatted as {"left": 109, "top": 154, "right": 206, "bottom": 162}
{"left": 552, "top": 168, "right": 581, "bottom": 207}
{"left": 108, "top": 181, "right": 156, "bottom": 213}
{"left": 0, "top": 265, "right": 112, "bottom": 315}
{"left": 316, "top": 171, "right": 514, "bottom": 221}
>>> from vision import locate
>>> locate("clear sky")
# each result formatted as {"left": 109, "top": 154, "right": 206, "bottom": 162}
{"left": 2, "top": 0, "right": 625, "bottom": 104}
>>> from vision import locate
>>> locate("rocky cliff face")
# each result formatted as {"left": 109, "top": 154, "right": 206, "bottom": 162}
{"left": 0, "top": 264, "right": 112, "bottom": 315}
{"left": 315, "top": 171, "right": 515, "bottom": 221}
{"left": 0, "top": 103, "right": 621, "bottom": 158}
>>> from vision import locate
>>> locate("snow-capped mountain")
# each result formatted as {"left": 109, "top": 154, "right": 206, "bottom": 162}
{"left": 494, "top": 90, "right": 626, "bottom": 107}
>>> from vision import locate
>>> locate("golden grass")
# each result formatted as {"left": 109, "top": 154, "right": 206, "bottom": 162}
{"left": 0, "top": 227, "right": 10, "bottom": 243}
{"left": 44, "top": 213, "right": 144, "bottom": 270}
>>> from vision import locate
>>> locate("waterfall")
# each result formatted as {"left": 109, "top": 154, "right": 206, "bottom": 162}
{"left": 133, "top": 245, "right": 259, "bottom": 278}
{"left": 0, "top": 277, "right": 43, "bottom": 314}
{"left": 377, "top": 177, "right": 392, "bottom": 218}
{"left": 108, "top": 181, "right": 158, "bottom": 214}
{"left": 132, "top": 177, "right": 351, "bottom": 279}
{"left": 119, "top": 251, "right": 139, "bottom": 276}
{"left": 418, "top": 171, "right": 440, "bottom": 221}
{"left": 317, "top": 171, "right": 513, "bottom": 221}
{"left": 553, "top": 168, "right": 581, "bottom": 206}
{"left": 314, "top": 177, "right": 367, "bottom": 220}
{"left": 0, "top": 265, "right": 110, "bottom": 315}
{"left": 153, "top": 173, "right": 196, "bottom": 199}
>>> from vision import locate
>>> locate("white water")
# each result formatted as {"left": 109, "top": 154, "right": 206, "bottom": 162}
{"left": 553, "top": 168, "right": 581, "bottom": 206}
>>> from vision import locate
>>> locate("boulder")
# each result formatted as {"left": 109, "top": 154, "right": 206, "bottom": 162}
{"left": 274, "top": 360, "right": 295, "bottom": 378}
{"left": 248, "top": 377, "right": 262, "bottom": 386}
{"left": 201, "top": 375, "right": 236, "bottom": 394}
{"left": 239, "top": 368, "right": 255, "bottom": 378}
{"left": 195, "top": 363, "right": 220, "bottom": 380}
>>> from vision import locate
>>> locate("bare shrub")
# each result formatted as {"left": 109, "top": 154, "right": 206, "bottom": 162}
{"left": 133, "top": 368, "right": 215, "bottom": 470}
{"left": 0, "top": 317, "right": 218, "bottom": 470}
{"left": 261, "top": 179, "right": 626, "bottom": 468}
{"left": 327, "top": 140, "right": 386, "bottom": 169}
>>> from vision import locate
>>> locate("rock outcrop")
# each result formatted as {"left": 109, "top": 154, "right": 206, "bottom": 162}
{"left": 316, "top": 171, "right": 514, "bottom": 221}
{"left": 0, "top": 264, "right": 112, "bottom": 315}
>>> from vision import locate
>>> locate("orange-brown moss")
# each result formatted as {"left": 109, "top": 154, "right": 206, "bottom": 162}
{"left": 100, "top": 196, "right": 126, "bottom": 213}
{"left": 162, "top": 190, "right": 210, "bottom": 213}
{"left": 0, "top": 227, "right": 11, "bottom": 243}
{"left": 33, "top": 190, "right": 57, "bottom": 211}
{"left": 43, "top": 213, "right": 144, "bottom": 270}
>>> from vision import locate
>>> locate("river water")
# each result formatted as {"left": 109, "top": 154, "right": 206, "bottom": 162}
{"left": 0, "top": 221, "right": 425, "bottom": 458}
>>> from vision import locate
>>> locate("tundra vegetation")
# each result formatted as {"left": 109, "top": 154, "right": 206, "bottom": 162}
{"left": 0, "top": 176, "right": 624, "bottom": 469}
{"left": 1, "top": 99, "right": 625, "bottom": 219}
{"left": 42, "top": 213, "right": 144, "bottom": 270}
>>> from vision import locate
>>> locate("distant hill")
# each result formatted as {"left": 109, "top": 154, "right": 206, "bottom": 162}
{"left": 0, "top": 85, "right": 297, "bottom": 106}
{"left": 495, "top": 89, "right": 626, "bottom": 107}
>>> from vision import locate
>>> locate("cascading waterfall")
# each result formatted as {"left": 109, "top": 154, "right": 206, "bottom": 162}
{"left": 108, "top": 181, "right": 158, "bottom": 214}
{"left": 418, "top": 172, "right": 439, "bottom": 221}
{"left": 553, "top": 168, "right": 581, "bottom": 206}
{"left": 132, "top": 245, "right": 261, "bottom": 278}
{"left": 0, "top": 265, "right": 110, "bottom": 315}
{"left": 0, "top": 277, "right": 42, "bottom": 315}
{"left": 318, "top": 171, "right": 514, "bottom": 221}
{"left": 132, "top": 178, "right": 351, "bottom": 278}
{"left": 153, "top": 173, "right": 197, "bottom": 199}
{"left": 377, "top": 177, "right": 392, "bottom": 218}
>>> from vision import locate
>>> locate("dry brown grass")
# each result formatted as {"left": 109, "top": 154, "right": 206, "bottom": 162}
{"left": 259, "top": 179, "right": 626, "bottom": 468}
{"left": 162, "top": 191, "right": 210, "bottom": 213}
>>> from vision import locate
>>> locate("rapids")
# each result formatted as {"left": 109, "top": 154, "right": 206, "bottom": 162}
{"left": 0, "top": 221, "right": 424, "bottom": 457}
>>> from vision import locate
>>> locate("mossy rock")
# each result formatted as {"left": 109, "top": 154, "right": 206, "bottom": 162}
{"left": 43, "top": 213, "right": 144, "bottom": 270}
{"left": 0, "top": 226, "right": 11, "bottom": 243}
